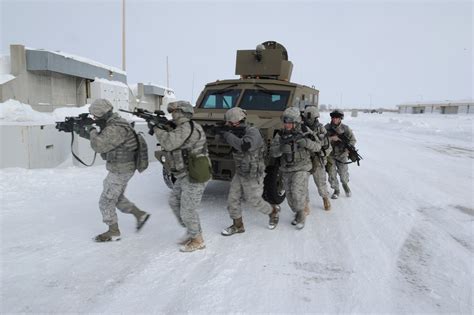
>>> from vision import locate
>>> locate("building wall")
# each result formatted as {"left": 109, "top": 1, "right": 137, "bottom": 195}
{"left": 132, "top": 94, "right": 164, "bottom": 112}
{"left": 1, "top": 70, "right": 87, "bottom": 112}
{"left": 399, "top": 103, "right": 473, "bottom": 115}
{"left": 88, "top": 80, "right": 129, "bottom": 112}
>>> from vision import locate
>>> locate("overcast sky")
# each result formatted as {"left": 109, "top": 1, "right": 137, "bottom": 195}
{"left": 1, "top": 0, "right": 472, "bottom": 108}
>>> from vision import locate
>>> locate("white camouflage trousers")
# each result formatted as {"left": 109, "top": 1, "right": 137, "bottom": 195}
{"left": 99, "top": 171, "right": 136, "bottom": 225}
{"left": 169, "top": 175, "right": 206, "bottom": 238}
{"left": 326, "top": 155, "right": 349, "bottom": 191}
{"left": 227, "top": 173, "right": 272, "bottom": 219}
{"left": 283, "top": 170, "right": 310, "bottom": 214}
{"left": 312, "top": 161, "right": 329, "bottom": 198}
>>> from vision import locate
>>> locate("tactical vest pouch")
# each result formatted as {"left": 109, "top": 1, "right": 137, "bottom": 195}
{"left": 133, "top": 132, "right": 149, "bottom": 173}
{"left": 188, "top": 154, "right": 211, "bottom": 183}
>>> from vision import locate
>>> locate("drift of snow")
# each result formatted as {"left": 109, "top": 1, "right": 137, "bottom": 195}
{"left": 0, "top": 112, "right": 472, "bottom": 313}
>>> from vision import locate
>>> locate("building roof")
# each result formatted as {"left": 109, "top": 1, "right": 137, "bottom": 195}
{"left": 25, "top": 48, "right": 127, "bottom": 83}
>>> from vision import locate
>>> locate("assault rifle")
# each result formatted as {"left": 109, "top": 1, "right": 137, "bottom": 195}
{"left": 203, "top": 122, "right": 246, "bottom": 138}
{"left": 328, "top": 126, "right": 363, "bottom": 166}
{"left": 55, "top": 113, "right": 106, "bottom": 167}
{"left": 279, "top": 125, "right": 315, "bottom": 145}
{"left": 55, "top": 113, "right": 105, "bottom": 133}
{"left": 119, "top": 108, "right": 176, "bottom": 135}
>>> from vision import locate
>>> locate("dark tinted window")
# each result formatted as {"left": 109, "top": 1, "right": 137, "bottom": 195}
{"left": 199, "top": 89, "right": 241, "bottom": 109}
{"left": 239, "top": 90, "right": 290, "bottom": 111}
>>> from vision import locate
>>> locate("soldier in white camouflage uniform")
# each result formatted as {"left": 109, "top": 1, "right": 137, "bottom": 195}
{"left": 76, "top": 99, "right": 150, "bottom": 242}
{"left": 150, "top": 100, "right": 209, "bottom": 252}
{"left": 219, "top": 107, "right": 281, "bottom": 236}
{"left": 325, "top": 109, "right": 357, "bottom": 199}
{"left": 302, "top": 106, "right": 332, "bottom": 212}
{"left": 270, "top": 107, "right": 321, "bottom": 229}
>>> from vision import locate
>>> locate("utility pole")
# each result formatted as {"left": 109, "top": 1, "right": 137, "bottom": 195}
{"left": 191, "top": 72, "right": 195, "bottom": 104}
{"left": 122, "top": 0, "right": 126, "bottom": 71}
{"left": 166, "top": 56, "right": 169, "bottom": 88}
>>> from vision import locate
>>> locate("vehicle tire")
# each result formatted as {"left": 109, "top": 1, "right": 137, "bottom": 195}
{"left": 263, "top": 165, "right": 286, "bottom": 204}
{"left": 162, "top": 167, "right": 176, "bottom": 189}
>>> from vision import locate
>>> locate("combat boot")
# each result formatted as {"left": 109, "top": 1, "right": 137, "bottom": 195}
{"left": 180, "top": 234, "right": 206, "bottom": 252}
{"left": 304, "top": 202, "right": 311, "bottom": 217}
{"left": 268, "top": 205, "right": 280, "bottom": 230}
{"left": 94, "top": 223, "right": 121, "bottom": 242}
{"left": 342, "top": 183, "right": 352, "bottom": 197}
{"left": 130, "top": 206, "right": 150, "bottom": 231}
{"left": 177, "top": 232, "right": 191, "bottom": 245}
{"left": 221, "top": 217, "right": 245, "bottom": 236}
{"left": 323, "top": 196, "right": 331, "bottom": 211}
{"left": 331, "top": 189, "right": 340, "bottom": 199}
{"left": 295, "top": 211, "right": 305, "bottom": 230}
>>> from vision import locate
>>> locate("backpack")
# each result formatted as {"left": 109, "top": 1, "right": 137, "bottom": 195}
{"left": 132, "top": 131, "right": 149, "bottom": 173}
{"left": 184, "top": 121, "right": 211, "bottom": 183}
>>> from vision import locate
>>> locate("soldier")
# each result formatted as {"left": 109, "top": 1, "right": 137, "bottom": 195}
{"left": 302, "top": 106, "right": 332, "bottom": 211}
{"left": 325, "top": 109, "right": 357, "bottom": 199}
{"left": 270, "top": 107, "right": 321, "bottom": 229}
{"left": 150, "top": 100, "right": 209, "bottom": 252}
{"left": 219, "top": 107, "right": 281, "bottom": 235}
{"left": 76, "top": 99, "right": 150, "bottom": 242}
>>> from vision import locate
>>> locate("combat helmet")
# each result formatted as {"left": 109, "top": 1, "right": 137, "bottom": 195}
{"left": 89, "top": 99, "right": 113, "bottom": 118}
{"left": 281, "top": 107, "right": 302, "bottom": 124}
{"left": 225, "top": 107, "right": 247, "bottom": 123}
{"left": 330, "top": 109, "right": 344, "bottom": 119}
{"left": 304, "top": 105, "right": 320, "bottom": 121}
{"left": 167, "top": 100, "right": 194, "bottom": 115}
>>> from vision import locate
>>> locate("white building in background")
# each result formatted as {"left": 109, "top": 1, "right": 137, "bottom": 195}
{"left": 0, "top": 44, "right": 175, "bottom": 169}
{"left": 0, "top": 44, "right": 175, "bottom": 113}
{"left": 397, "top": 100, "right": 473, "bottom": 114}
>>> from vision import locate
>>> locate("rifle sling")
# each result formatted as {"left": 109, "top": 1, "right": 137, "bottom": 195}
{"left": 70, "top": 132, "right": 97, "bottom": 167}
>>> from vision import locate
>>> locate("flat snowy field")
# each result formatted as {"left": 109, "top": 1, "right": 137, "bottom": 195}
{"left": 1, "top": 112, "right": 472, "bottom": 313}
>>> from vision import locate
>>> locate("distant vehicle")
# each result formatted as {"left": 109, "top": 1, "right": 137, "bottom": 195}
{"left": 158, "top": 41, "right": 320, "bottom": 204}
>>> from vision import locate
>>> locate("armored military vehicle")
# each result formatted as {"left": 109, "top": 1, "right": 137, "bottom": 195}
{"left": 161, "top": 41, "right": 319, "bottom": 204}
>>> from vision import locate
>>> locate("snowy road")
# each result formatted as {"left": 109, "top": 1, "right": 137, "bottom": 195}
{"left": 1, "top": 113, "right": 472, "bottom": 313}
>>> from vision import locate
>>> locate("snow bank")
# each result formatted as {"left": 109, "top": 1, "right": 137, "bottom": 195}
{"left": 0, "top": 99, "right": 90, "bottom": 124}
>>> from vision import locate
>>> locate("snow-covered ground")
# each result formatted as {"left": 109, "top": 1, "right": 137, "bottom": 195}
{"left": 1, "top": 112, "right": 472, "bottom": 313}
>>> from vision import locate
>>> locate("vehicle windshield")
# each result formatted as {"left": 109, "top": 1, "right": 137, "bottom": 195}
{"left": 239, "top": 89, "right": 290, "bottom": 111}
{"left": 199, "top": 89, "right": 241, "bottom": 109}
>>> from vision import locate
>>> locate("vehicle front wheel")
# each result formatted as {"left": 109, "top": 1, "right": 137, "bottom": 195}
{"left": 162, "top": 167, "right": 176, "bottom": 189}
{"left": 262, "top": 165, "right": 286, "bottom": 204}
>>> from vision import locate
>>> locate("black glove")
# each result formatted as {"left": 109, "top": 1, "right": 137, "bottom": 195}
{"left": 77, "top": 125, "right": 94, "bottom": 140}
{"left": 147, "top": 120, "right": 157, "bottom": 132}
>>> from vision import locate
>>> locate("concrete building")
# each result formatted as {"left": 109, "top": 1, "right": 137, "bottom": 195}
{"left": 0, "top": 44, "right": 175, "bottom": 169}
{"left": 397, "top": 100, "right": 473, "bottom": 114}
{"left": 0, "top": 44, "right": 128, "bottom": 112}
